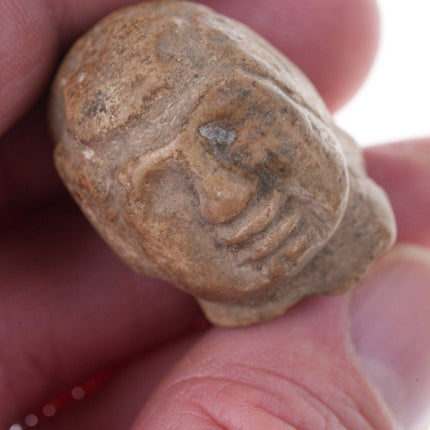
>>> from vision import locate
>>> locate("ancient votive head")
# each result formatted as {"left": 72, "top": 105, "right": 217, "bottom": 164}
{"left": 49, "top": 1, "right": 396, "bottom": 326}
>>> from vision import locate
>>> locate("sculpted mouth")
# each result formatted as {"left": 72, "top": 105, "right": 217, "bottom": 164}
{"left": 239, "top": 210, "right": 301, "bottom": 262}
{"left": 218, "top": 189, "right": 282, "bottom": 245}
{"left": 216, "top": 189, "right": 301, "bottom": 263}
{"left": 215, "top": 184, "right": 340, "bottom": 266}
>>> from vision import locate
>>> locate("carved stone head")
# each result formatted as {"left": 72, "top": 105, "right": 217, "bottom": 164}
{"left": 50, "top": 1, "right": 396, "bottom": 326}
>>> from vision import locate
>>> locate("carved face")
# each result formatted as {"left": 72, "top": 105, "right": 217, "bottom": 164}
{"left": 118, "top": 71, "right": 348, "bottom": 300}
{"left": 51, "top": 5, "right": 349, "bottom": 301}
{"left": 52, "top": 2, "right": 395, "bottom": 326}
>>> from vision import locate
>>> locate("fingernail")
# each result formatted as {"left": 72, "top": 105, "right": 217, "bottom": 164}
{"left": 350, "top": 245, "right": 430, "bottom": 430}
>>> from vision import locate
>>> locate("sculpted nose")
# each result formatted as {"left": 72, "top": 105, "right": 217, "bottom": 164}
{"left": 198, "top": 166, "right": 257, "bottom": 223}
{"left": 185, "top": 125, "right": 258, "bottom": 224}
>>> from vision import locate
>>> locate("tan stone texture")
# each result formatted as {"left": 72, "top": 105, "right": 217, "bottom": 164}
{"left": 49, "top": 1, "right": 396, "bottom": 326}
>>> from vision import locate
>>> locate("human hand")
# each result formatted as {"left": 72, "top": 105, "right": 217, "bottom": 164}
{"left": 1, "top": 1, "right": 429, "bottom": 429}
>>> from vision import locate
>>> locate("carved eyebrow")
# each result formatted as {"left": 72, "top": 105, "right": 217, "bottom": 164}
{"left": 242, "top": 69, "right": 328, "bottom": 124}
{"left": 119, "top": 134, "right": 182, "bottom": 187}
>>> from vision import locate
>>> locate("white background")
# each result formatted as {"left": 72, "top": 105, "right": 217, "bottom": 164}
{"left": 8, "top": 1, "right": 430, "bottom": 429}
{"left": 338, "top": 2, "right": 430, "bottom": 429}
{"left": 335, "top": 0, "right": 430, "bottom": 147}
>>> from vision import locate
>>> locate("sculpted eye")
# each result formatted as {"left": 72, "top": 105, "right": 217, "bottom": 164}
{"left": 199, "top": 123, "right": 237, "bottom": 162}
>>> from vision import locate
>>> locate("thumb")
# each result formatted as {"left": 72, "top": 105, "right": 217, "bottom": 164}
{"left": 351, "top": 244, "right": 430, "bottom": 430}
{"left": 133, "top": 277, "right": 400, "bottom": 428}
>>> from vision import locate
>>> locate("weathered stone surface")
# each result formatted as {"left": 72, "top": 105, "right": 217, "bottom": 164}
{"left": 49, "top": 1, "right": 396, "bottom": 326}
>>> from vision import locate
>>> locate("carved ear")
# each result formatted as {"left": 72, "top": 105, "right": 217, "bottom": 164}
{"left": 325, "top": 128, "right": 397, "bottom": 292}
{"left": 287, "top": 128, "right": 397, "bottom": 298}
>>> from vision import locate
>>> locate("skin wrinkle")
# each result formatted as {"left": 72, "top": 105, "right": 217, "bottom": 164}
{"left": 137, "top": 293, "right": 396, "bottom": 430}
{"left": 207, "top": 377, "right": 301, "bottom": 427}
{"left": 188, "top": 401, "right": 232, "bottom": 430}
{"left": 195, "top": 396, "right": 298, "bottom": 430}
{"left": 141, "top": 308, "right": 396, "bottom": 430}
{"left": 224, "top": 365, "right": 350, "bottom": 429}
{"left": 155, "top": 374, "right": 351, "bottom": 430}
{"left": 243, "top": 402, "right": 305, "bottom": 430}
{"left": 208, "top": 296, "right": 390, "bottom": 429}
